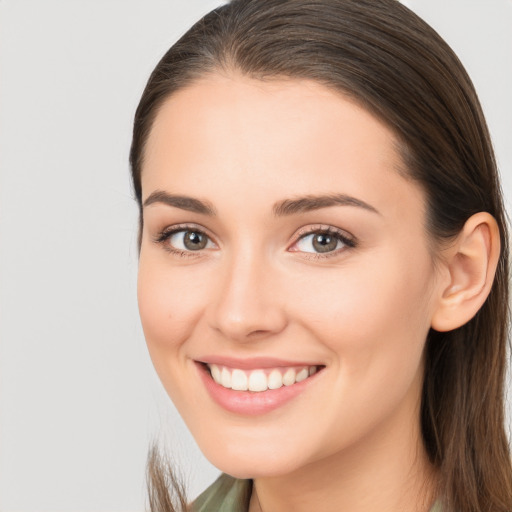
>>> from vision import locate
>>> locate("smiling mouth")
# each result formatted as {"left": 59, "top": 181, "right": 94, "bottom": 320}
{"left": 204, "top": 363, "right": 324, "bottom": 393}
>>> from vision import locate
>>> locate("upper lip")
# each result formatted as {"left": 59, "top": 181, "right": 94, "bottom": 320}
{"left": 196, "top": 356, "right": 324, "bottom": 370}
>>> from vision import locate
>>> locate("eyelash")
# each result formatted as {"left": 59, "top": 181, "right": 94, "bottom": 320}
{"left": 290, "top": 225, "right": 357, "bottom": 260}
{"left": 154, "top": 224, "right": 357, "bottom": 259}
{"left": 154, "top": 223, "right": 213, "bottom": 259}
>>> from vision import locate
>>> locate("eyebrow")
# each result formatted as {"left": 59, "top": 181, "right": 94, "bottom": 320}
{"left": 272, "top": 194, "right": 380, "bottom": 216}
{"left": 143, "top": 190, "right": 217, "bottom": 215}
{"left": 143, "top": 190, "right": 379, "bottom": 217}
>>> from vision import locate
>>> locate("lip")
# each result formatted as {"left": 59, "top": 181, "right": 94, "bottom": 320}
{"left": 195, "top": 361, "right": 324, "bottom": 416}
{"left": 197, "top": 355, "right": 323, "bottom": 370}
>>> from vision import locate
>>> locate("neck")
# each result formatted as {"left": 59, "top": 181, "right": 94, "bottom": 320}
{"left": 249, "top": 398, "right": 438, "bottom": 512}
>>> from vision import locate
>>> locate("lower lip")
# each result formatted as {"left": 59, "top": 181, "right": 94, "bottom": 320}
{"left": 196, "top": 362, "right": 323, "bottom": 416}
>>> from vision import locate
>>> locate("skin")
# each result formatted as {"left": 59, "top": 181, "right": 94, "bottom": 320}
{"left": 137, "top": 74, "right": 449, "bottom": 511}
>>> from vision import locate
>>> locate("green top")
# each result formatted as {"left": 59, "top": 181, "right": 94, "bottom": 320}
{"left": 192, "top": 474, "right": 252, "bottom": 511}
{"left": 192, "top": 473, "right": 443, "bottom": 512}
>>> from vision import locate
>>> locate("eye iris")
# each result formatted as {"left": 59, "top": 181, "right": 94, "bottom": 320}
{"left": 312, "top": 233, "right": 338, "bottom": 253}
{"left": 184, "top": 231, "right": 207, "bottom": 250}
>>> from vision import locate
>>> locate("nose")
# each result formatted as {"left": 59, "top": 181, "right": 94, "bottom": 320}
{"left": 206, "top": 249, "right": 288, "bottom": 343}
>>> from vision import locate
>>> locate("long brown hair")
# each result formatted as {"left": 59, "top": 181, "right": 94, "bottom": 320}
{"left": 130, "top": 1, "right": 512, "bottom": 510}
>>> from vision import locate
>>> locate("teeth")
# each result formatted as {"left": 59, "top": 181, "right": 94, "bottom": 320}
{"left": 231, "top": 369, "right": 248, "bottom": 391}
{"left": 282, "top": 368, "right": 296, "bottom": 386}
{"left": 296, "top": 368, "right": 309, "bottom": 382}
{"left": 248, "top": 370, "right": 267, "bottom": 392}
{"left": 221, "top": 367, "right": 231, "bottom": 388}
{"left": 210, "top": 364, "right": 221, "bottom": 383}
{"left": 207, "top": 364, "right": 320, "bottom": 393}
{"left": 267, "top": 369, "right": 283, "bottom": 390}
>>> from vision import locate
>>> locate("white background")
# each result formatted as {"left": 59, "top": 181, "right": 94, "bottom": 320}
{"left": 0, "top": 1, "right": 510, "bottom": 511}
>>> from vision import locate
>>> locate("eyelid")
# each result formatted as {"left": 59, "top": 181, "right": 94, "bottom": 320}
{"left": 292, "top": 223, "right": 354, "bottom": 240}
{"left": 153, "top": 223, "right": 218, "bottom": 257}
{"left": 288, "top": 224, "right": 357, "bottom": 257}
{"left": 152, "top": 222, "right": 356, "bottom": 259}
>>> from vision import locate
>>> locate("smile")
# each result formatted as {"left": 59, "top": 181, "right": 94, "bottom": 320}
{"left": 206, "top": 364, "right": 320, "bottom": 392}
{"left": 197, "top": 361, "right": 325, "bottom": 415}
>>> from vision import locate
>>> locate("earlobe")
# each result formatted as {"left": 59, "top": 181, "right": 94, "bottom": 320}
{"left": 431, "top": 212, "right": 500, "bottom": 332}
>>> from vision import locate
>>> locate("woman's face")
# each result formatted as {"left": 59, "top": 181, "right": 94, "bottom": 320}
{"left": 138, "top": 75, "right": 442, "bottom": 478}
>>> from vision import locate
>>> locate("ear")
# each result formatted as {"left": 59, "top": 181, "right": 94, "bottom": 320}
{"left": 431, "top": 212, "right": 501, "bottom": 332}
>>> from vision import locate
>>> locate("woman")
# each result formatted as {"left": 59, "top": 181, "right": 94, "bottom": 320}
{"left": 130, "top": 0, "right": 511, "bottom": 511}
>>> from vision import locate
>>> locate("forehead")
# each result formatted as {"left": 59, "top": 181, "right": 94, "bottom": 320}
{"left": 142, "top": 74, "right": 424, "bottom": 222}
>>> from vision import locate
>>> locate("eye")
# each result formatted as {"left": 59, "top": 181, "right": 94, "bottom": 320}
{"left": 170, "top": 229, "right": 212, "bottom": 250}
{"left": 290, "top": 227, "right": 356, "bottom": 256}
{"left": 156, "top": 226, "right": 216, "bottom": 254}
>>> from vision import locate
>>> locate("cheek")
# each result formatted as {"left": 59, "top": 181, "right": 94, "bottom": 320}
{"left": 137, "top": 256, "right": 207, "bottom": 356}
{"left": 289, "top": 248, "right": 435, "bottom": 377}
{"left": 278, "top": 252, "right": 435, "bottom": 452}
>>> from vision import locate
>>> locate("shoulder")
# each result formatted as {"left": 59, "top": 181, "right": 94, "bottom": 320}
{"left": 429, "top": 500, "right": 443, "bottom": 512}
{"left": 191, "top": 474, "right": 442, "bottom": 512}
{"left": 191, "top": 473, "right": 253, "bottom": 512}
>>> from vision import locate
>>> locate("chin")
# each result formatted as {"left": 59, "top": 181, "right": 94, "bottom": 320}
{"left": 198, "top": 436, "right": 311, "bottom": 480}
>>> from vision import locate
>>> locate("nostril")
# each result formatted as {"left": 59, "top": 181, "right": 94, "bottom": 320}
{"left": 247, "top": 329, "right": 272, "bottom": 338}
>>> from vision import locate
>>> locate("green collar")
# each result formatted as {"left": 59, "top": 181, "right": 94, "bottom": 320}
{"left": 192, "top": 474, "right": 442, "bottom": 512}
